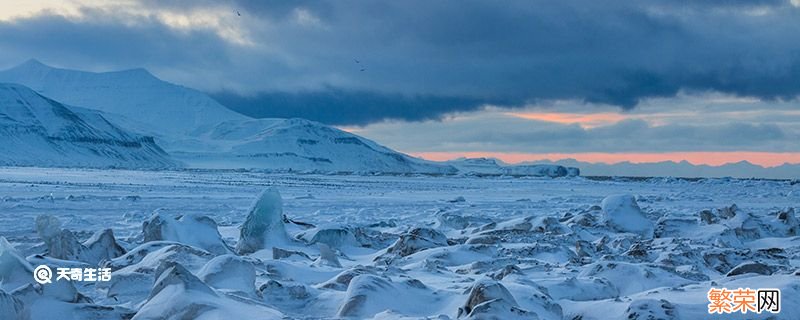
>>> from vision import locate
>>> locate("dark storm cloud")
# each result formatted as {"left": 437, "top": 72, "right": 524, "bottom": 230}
{"left": 1, "top": 0, "right": 799, "bottom": 125}
{"left": 211, "top": 89, "right": 497, "bottom": 125}
{"left": 212, "top": 0, "right": 800, "bottom": 124}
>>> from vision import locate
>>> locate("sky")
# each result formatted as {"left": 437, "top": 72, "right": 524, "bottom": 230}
{"left": 0, "top": 0, "right": 799, "bottom": 167}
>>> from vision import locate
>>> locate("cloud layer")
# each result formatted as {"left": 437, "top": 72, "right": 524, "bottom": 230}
{"left": 1, "top": 0, "right": 799, "bottom": 125}
{"left": 0, "top": 0, "right": 797, "bottom": 167}
{"left": 351, "top": 95, "right": 800, "bottom": 154}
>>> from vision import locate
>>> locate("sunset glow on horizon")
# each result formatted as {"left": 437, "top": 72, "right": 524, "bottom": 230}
{"left": 505, "top": 112, "right": 630, "bottom": 128}
{"left": 411, "top": 151, "right": 800, "bottom": 168}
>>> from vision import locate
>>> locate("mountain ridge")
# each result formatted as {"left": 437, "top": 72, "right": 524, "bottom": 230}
{"left": 0, "top": 61, "right": 463, "bottom": 174}
{"left": 0, "top": 59, "right": 248, "bottom": 138}
{"left": 0, "top": 83, "right": 177, "bottom": 169}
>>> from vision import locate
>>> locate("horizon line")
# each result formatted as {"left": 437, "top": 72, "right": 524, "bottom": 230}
{"left": 410, "top": 151, "right": 800, "bottom": 168}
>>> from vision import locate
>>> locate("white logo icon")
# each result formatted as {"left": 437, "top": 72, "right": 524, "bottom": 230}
{"left": 33, "top": 265, "right": 52, "bottom": 284}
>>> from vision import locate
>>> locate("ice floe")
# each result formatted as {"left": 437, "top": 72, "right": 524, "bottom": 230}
{"left": 1, "top": 171, "right": 799, "bottom": 319}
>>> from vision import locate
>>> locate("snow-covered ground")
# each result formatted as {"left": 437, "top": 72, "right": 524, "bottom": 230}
{"left": 1, "top": 167, "right": 798, "bottom": 319}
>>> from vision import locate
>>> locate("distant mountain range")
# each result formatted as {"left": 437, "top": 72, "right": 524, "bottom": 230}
{"left": 0, "top": 59, "right": 576, "bottom": 176}
{"left": 12, "top": 59, "right": 784, "bottom": 179}
{"left": 526, "top": 158, "right": 799, "bottom": 179}
{"left": 0, "top": 60, "right": 461, "bottom": 173}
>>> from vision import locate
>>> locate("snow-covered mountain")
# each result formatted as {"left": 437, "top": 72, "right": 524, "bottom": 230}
{"left": 0, "top": 83, "right": 176, "bottom": 168}
{"left": 177, "top": 118, "right": 457, "bottom": 173}
{"left": 0, "top": 59, "right": 247, "bottom": 138}
{"left": 0, "top": 60, "right": 458, "bottom": 174}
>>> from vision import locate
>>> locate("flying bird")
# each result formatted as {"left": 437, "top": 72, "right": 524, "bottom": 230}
{"left": 354, "top": 59, "right": 365, "bottom": 71}
{"left": 236, "top": 10, "right": 241, "bottom": 16}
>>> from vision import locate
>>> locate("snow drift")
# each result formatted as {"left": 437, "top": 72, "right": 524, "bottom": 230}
{"left": 601, "top": 194, "right": 654, "bottom": 237}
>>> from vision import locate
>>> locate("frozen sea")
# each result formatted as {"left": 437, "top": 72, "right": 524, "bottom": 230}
{"left": 0, "top": 167, "right": 798, "bottom": 319}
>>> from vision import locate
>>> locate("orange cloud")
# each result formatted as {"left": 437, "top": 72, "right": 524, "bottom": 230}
{"left": 505, "top": 112, "right": 630, "bottom": 128}
{"left": 335, "top": 126, "right": 364, "bottom": 133}
{"left": 412, "top": 151, "right": 800, "bottom": 167}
